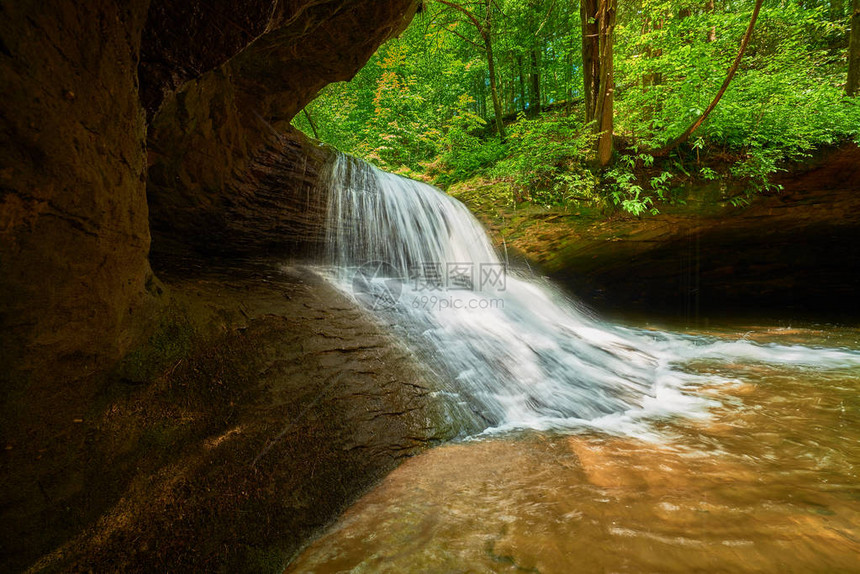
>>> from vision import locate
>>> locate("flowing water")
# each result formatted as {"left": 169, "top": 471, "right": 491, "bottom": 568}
{"left": 292, "top": 155, "right": 860, "bottom": 571}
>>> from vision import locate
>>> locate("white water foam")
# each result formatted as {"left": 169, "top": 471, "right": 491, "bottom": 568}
{"left": 317, "top": 153, "right": 860, "bottom": 437}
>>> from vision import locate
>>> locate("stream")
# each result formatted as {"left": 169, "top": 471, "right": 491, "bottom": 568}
{"left": 287, "top": 324, "right": 859, "bottom": 573}
{"left": 288, "top": 155, "right": 860, "bottom": 572}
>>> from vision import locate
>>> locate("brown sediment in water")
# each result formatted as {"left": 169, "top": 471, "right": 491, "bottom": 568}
{"left": 287, "top": 344, "right": 860, "bottom": 573}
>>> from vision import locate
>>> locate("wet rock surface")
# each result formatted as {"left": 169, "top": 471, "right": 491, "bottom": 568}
{"left": 1, "top": 4, "right": 425, "bottom": 570}
{"left": 148, "top": 127, "right": 333, "bottom": 260}
{"left": 145, "top": 0, "right": 418, "bottom": 259}
{"left": 1, "top": 0, "right": 420, "bottom": 433}
{"left": 3, "top": 261, "right": 456, "bottom": 573}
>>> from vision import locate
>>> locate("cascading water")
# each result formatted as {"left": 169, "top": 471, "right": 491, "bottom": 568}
{"left": 319, "top": 153, "right": 860, "bottom": 434}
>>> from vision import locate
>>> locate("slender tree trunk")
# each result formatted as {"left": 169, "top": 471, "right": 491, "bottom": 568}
{"left": 480, "top": 0, "right": 506, "bottom": 139}
{"left": 302, "top": 107, "right": 320, "bottom": 140}
{"left": 706, "top": 0, "right": 717, "bottom": 42}
{"left": 849, "top": 0, "right": 860, "bottom": 96}
{"left": 595, "top": 0, "right": 616, "bottom": 166}
{"left": 485, "top": 34, "right": 506, "bottom": 139}
{"left": 478, "top": 77, "right": 487, "bottom": 118}
{"left": 530, "top": 49, "right": 542, "bottom": 115}
{"left": 435, "top": 0, "right": 505, "bottom": 138}
{"left": 565, "top": 48, "right": 573, "bottom": 112}
{"left": 581, "top": 0, "right": 600, "bottom": 124}
{"left": 642, "top": 17, "right": 653, "bottom": 91}
{"left": 517, "top": 55, "right": 528, "bottom": 113}
{"left": 641, "top": 17, "right": 663, "bottom": 122}
{"left": 659, "top": 0, "right": 764, "bottom": 154}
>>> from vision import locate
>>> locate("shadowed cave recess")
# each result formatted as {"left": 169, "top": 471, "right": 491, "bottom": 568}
{"left": 1, "top": 2, "right": 433, "bottom": 571}
{"left": 1, "top": 0, "right": 859, "bottom": 572}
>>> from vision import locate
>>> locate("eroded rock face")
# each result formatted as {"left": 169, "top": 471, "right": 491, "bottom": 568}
{"left": 148, "top": 126, "right": 333, "bottom": 260}
{"left": 146, "top": 0, "right": 418, "bottom": 258}
{"left": 5, "top": 264, "right": 457, "bottom": 573}
{"left": 0, "top": 1, "right": 155, "bottom": 420}
{"left": 139, "top": 0, "right": 282, "bottom": 119}
{"left": 0, "top": 1, "right": 426, "bottom": 570}
{"left": 0, "top": 0, "right": 418, "bottom": 421}
{"left": 551, "top": 144, "right": 860, "bottom": 321}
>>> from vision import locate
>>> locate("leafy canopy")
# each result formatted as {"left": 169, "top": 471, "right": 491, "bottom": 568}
{"left": 293, "top": 0, "right": 860, "bottom": 213}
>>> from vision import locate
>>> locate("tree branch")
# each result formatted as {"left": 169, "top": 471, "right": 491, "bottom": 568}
{"left": 436, "top": 22, "right": 484, "bottom": 49}
{"left": 435, "top": 0, "right": 486, "bottom": 36}
{"left": 657, "top": 0, "right": 764, "bottom": 155}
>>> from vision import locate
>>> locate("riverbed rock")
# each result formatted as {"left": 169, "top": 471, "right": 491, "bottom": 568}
{"left": 4, "top": 263, "right": 457, "bottom": 572}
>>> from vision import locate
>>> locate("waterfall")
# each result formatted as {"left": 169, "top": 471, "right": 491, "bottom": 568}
{"left": 319, "top": 153, "right": 860, "bottom": 434}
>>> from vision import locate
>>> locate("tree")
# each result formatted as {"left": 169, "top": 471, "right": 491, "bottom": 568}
{"left": 530, "top": 48, "right": 542, "bottom": 115}
{"left": 581, "top": 0, "right": 599, "bottom": 124}
{"left": 849, "top": 0, "right": 860, "bottom": 96}
{"left": 832, "top": 0, "right": 845, "bottom": 21}
{"left": 437, "top": 0, "right": 507, "bottom": 139}
{"left": 301, "top": 107, "right": 320, "bottom": 139}
{"left": 294, "top": 0, "right": 860, "bottom": 205}
{"left": 658, "top": 0, "right": 764, "bottom": 153}
{"left": 581, "top": 0, "right": 616, "bottom": 166}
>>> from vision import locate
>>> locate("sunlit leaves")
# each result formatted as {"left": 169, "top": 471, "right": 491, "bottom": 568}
{"left": 293, "top": 0, "right": 860, "bottom": 215}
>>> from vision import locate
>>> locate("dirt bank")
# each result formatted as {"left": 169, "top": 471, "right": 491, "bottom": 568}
{"left": 452, "top": 144, "right": 860, "bottom": 323}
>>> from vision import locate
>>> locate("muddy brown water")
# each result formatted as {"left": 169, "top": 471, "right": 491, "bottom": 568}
{"left": 287, "top": 324, "right": 860, "bottom": 573}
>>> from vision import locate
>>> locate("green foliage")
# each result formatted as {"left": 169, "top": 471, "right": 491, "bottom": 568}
{"left": 437, "top": 94, "right": 507, "bottom": 184}
{"left": 605, "top": 155, "right": 656, "bottom": 216}
{"left": 730, "top": 145, "right": 787, "bottom": 195}
{"left": 492, "top": 113, "right": 598, "bottom": 206}
{"left": 699, "top": 166, "right": 719, "bottom": 180}
{"left": 292, "top": 0, "right": 860, "bottom": 215}
{"left": 616, "top": 0, "right": 860, "bottom": 159}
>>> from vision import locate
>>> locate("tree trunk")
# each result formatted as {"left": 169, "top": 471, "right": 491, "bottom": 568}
{"left": 565, "top": 47, "right": 573, "bottom": 113}
{"left": 517, "top": 55, "right": 528, "bottom": 113}
{"left": 849, "top": 0, "right": 860, "bottom": 96}
{"left": 641, "top": 16, "right": 663, "bottom": 122}
{"left": 302, "top": 107, "right": 320, "bottom": 140}
{"left": 706, "top": 0, "right": 716, "bottom": 42}
{"left": 434, "top": 0, "right": 506, "bottom": 138}
{"left": 481, "top": 0, "right": 506, "bottom": 139}
{"left": 530, "top": 49, "right": 542, "bottom": 116}
{"left": 581, "top": 0, "right": 600, "bottom": 124}
{"left": 478, "top": 76, "right": 488, "bottom": 118}
{"left": 595, "top": 0, "right": 616, "bottom": 166}
{"left": 485, "top": 34, "right": 506, "bottom": 139}
{"left": 581, "top": 0, "right": 615, "bottom": 165}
